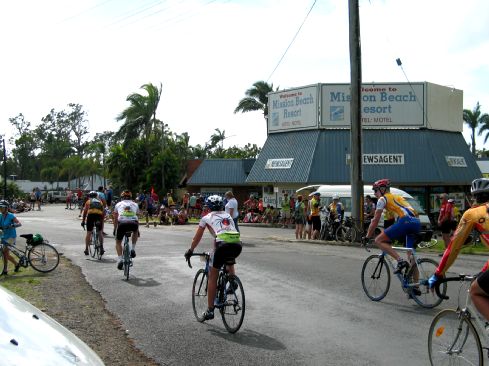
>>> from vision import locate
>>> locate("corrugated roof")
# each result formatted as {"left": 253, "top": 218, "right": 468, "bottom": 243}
{"left": 246, "top": 130, "right": 320, "bottom": 184}
{"left": 247, "top": 129, "right": 481, "bottom": 185}
{"left": 187, "top": 158, "right": 256, "bottom": 186}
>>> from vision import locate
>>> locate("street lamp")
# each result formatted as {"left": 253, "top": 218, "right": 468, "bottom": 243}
{"left": 0, "top": 136, "right": 7, "bottom": 199}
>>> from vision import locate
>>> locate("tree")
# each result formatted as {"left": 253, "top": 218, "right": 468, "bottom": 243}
{"left": 474, "top": 103, "right": 489, "bottom": 148}
{"left": 66, "top": 103, "right": 89, "bottom": 157}
{"left": 234, "top": 81, "right": 276, "bottom": 121}
{"left": 464, "top": 102, "right": 489, "bottom": 155}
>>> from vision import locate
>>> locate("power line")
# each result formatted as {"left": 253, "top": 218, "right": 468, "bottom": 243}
{"left": 266, "top": 0, "right": 317, "bottom": 83}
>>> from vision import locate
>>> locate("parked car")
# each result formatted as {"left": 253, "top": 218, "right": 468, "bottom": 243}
{"left": 47, "top": 190, "right": 68, "bottom": 203}
{"left": 0, "top": 285, "right": 104, "bottom": 365}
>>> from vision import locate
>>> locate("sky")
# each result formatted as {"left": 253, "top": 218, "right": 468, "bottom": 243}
{"left": 1, "top": 0, "right": 488, "bottom": 151}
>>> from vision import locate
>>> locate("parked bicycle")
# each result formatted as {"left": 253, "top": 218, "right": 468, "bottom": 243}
{"left": 88, "top": 220, "right": 103, "bottom": 260}
{"left": 361, "top": 233, "right": 446, "bottom": 308}
{"left": 319, "top": 207, "right": 335, "bottom": 240}
{"left": 121, "top": 231, "right": 134, "bottom": 280}
{"left": 429, "top": 275, "right": 487, "bottom": 365}
{"left": 0, "top": 231, "right": 59, "bottom": 273}
{"left": 186, "top": 252, "right": 245, "bottom": 333}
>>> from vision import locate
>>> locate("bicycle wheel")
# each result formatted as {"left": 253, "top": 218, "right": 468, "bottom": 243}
{"left": 123, "top": 240, "right": 130, "bottom": 280}
{"left": 0, "top": 250, "right": 5, "bottom": 272}
{"left": 28, "top": 243, "right": 60, "bottom": 273}
{"left": 408, "top": 258, "right": 447, "bottom": 308}
{"left": 361, "top": 254, "right": 391, "bottom": 301}
{"left": 418, "top": 239, "right": 438, "bottom": 249}
{"left": 428, "top": 309, "right": 483, "bottom": 366}
{"left": 220, "top": 274, "right": 245, "bottom": 333}
{"left": 192, "top": 269, "right": 208, "bottom": 322}
{"left": 335, "top": 225, "right": 348, "bottom": 242}
{"left": 90, "top": 231, "right": 98, "bottom": 259}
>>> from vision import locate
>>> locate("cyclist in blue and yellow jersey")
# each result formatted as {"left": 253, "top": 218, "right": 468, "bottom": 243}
{"left": 184, "top": 195, "right": 242, "bottom": 321}
{"left": 365, "top": 179, "right": 421, "bottom": 275}
{"left": 429, "top": 178, "right": 489, "bottom": 321}
{"left": 81, "top": 191, "right": 105, "bottom": 256}
{"left": 113, "top": 190, "right": 140, "bottom": 270}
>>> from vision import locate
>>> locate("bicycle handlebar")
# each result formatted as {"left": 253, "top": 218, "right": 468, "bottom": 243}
{"left": 434, "top": 274, "right": 476, "bottom": 300}
{"left": 185, "top": 252, "right": 210, "bottom": 269}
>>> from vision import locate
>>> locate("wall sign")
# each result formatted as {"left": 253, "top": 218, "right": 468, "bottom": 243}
{"left": 446, "top": 156, "right": 467, "bottom": 167}
{"left": 265, "top": 158, "right": 294, "bottom": 169}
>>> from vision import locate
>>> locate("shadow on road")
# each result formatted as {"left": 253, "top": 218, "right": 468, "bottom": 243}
{"left": 208, "top": 327, "right": 286, "bottom": 350}
{"left": 124, "top": 277, "right": 161, "bottom": 287}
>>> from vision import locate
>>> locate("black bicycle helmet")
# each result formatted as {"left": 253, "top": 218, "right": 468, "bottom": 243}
{"left": 471, "top": 178, "right": 489, "bottom": 195}
{"left": 88, "top": 190, "right": 98, "bottom": 198}
{"left": 0, "top": 200, "right": 9, "bottom": 208}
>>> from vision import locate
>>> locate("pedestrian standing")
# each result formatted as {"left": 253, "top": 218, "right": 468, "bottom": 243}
{"left": 281, "top": 192, "right": 291, "bottom": 228}
{"left": 437, "top": 193, "right": 457, "bottom": 252}
{"left": 225, "top": 191, "right": 240, "bottom": 232}
{"left": 294, "top": 195, "right": 306, "bottom": 239}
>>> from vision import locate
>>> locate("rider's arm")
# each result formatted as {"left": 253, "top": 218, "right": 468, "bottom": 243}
{"left": 189, "top": 226, "right": 205, "bottom": 251}
{"left": 82, "top": 201, "right": 89, "bottom": 221}
{"left": 12, "top": 216, "right": 21, "bottom": 228}
{"left": 366, "top": 208, "right": 383, "bottom": 238}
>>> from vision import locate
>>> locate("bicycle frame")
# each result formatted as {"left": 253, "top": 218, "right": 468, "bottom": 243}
{"left": 381, "top": 246, "right": 424, "bottom": 291}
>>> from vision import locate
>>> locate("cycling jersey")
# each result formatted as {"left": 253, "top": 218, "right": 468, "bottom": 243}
{"left": 328, "top": 202, "right": 343, "bottom": 221}
{"left": 436, "top": 203, "right": 489, "bottom": 276}
{"left": 198, "top": 211, "right": 239, "bottom": 244}
{"left": 84, "top": 198, "right": 104, "bottom": 216}
{"left": 310, "top": 197, "right": 320, "bottom": 216}
{"left": 376, "top": 192, "right": 417, "bottom": 218}
{"left": 115, "top": 200, "right": 139, "bottom": 223}
{"left": 0, "top": 212, "right": 17, "bottom": 243}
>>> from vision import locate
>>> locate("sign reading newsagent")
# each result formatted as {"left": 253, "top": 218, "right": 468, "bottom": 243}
{"left": 268, "top": 85, "right": 319, "bottom": 133}
{"left": 321, "top": 83, "right": 425, "bottom": 128}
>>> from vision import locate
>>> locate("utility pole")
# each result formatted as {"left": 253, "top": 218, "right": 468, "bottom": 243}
{"left": 348, "top": 0, "right": 364, "bottom": 232}
{"left": 1, "top": 137, "right": 7, "bottom": 199}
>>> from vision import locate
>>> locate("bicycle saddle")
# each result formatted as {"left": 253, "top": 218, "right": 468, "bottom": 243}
{"left": 20, "top": 234, "right": 33, "bottom": 241}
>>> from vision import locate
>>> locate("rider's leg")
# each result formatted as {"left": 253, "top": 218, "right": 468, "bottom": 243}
{"left": 471, "top": 273, "right": 489, "bottom": 321}
{"left": 374, "top": 232, "right": 401, "bottom": 261}
{"left": 207, "top": 267, "right": 218, "bottom": 310}
{"left": 85, "top": 231, "right": 91, "bottom": 253}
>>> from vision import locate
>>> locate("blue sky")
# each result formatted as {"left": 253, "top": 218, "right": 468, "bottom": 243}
{"left": 1, "top": 0, "right": 488, "bottom": 150}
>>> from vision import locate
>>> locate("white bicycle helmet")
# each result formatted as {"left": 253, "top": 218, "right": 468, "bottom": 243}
{"left": 332, "top": 194, "right": 339, "bottom": 200}
{"left": 471, "top": 178, "right": 489, "bottom": 195}
{"left": 205, "top": 195, "right": 224, "bottom": 211}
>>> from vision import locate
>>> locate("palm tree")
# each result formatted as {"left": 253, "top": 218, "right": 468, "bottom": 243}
{"left": 464, "top": 102, "right": 489, "bottom": 155}
{"left": 115, "top": 83, "right": 163, "bottom": 145}
{"left": 234, "top": 81, "right": 276, "bottom": 122}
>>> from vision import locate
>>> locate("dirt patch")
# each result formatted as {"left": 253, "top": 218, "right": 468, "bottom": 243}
{"left": 4, "top": 257, "right": 159, "bottom": 366}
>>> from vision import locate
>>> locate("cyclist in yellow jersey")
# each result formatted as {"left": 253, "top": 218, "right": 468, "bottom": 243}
{"left": 429, "top": 178, "right": 489, "bottom": 320}
{"left": 365, "top": 179, "right": 421, "bottom": 275}
{"left": 81, "top": 191, "right": 105, "bottom": 256}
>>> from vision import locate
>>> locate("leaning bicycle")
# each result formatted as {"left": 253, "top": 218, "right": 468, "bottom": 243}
{"left": 0, "top": 231, "right": 59, "bottom": 273}
{"left": 361, "top": 235, "right": 447, "bottom": 308}
{"left": 186, "top": 252, "right": 245, "bottom": 333}
{"left": 429, "top": 275, "right": 487, "bottom": 366}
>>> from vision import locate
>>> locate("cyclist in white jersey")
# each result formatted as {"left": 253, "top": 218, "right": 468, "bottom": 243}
{"left": 185, "top": 195, "right": 242, "bottom": 321}
{"left": 113, "top": 190, "right": 139, "bottom": 270}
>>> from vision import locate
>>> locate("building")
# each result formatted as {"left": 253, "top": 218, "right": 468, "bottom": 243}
{"left": 245, "top": 82, "right": 481, "bottom": 215}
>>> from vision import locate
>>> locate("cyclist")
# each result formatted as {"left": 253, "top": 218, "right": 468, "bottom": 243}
{"left": 429, "top": 178, "right": 489, "bottom": 320}
{"left": 328, "top": 194, "right": 344, "bottom": 235}
{"left": 81, "top": 191, "right": 105, "bottom": 256}
{"left": 364, "top": 179, "right": 421, "bottom": 275}
{"left": 184, "top": 195, "right": 242, "bottom": 321}
{"left": 0, "top": 200, "right": 22, "bottom": 275}
{"left": 113, "top": 190, "right": 139, "bottom": 270}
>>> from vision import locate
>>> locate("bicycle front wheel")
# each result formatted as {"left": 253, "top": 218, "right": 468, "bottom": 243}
{"left": 409, "top": 258, "right": 447, "bottom": 309}
{"left": 220, "top": 274, "right": 245, "bottom": 333}
{"left": 28, "top": 243, "right": 60, "bottom": 273}
{"left": 428, "top": 309, "right": 483, "bottom": 366}
{"left": 192, "top": 269, "right": 208, "bottom": 322}
{"left": 361, "top": 254, "right": 391, "bottom": 301}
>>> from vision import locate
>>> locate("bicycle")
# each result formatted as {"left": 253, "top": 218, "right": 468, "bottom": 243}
{"left": 186, "top": 252, "right": 245, "bottom": 333}
{"left": 361, "top": 234, "right": 447, "bottom": 308}
{"left": 0, "top": 231, "right": 59, "bottom": 273}
{"left": 88, "top": 220, "right": 103, "bottom": 260}
{"left": 122, "top": 231, "right": 133, "bottom": 280}
{"left": 335, "top": 216, "right": 359, "bottom": 242}
{"left": 429, "top": 275, "right": 487, "bottom": 365}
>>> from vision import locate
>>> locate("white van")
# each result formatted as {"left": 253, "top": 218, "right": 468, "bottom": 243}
{"left": 296, "top": 184, "right": 432, "bottom": 230}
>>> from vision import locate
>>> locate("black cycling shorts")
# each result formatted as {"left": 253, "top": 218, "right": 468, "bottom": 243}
{"left": 477, "top": 270, "right": 489, "bottom": 295}
{"left": 116, "top": 221, "right": 139, "bottom": 241}
{"left": 311, "top": 216, "right": 321, "bottom": 231}
{"left": 86, "top": 213, "right": 103, "bottom": 232}
{"left": 440, "top": 220, "right": 457, "bottom": 234}
{"left": 212, "top": 242, "right": 242, "bottom": 269}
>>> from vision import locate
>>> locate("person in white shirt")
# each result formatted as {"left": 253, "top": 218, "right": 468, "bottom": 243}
{"left": 113, "top": 190, "right": 139, "bottom": 270}
{"left": 224, "top": 191, "right": 239, "bottom": 232}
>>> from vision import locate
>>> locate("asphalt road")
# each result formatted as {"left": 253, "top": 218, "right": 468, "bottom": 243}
{"left": 16, "top": 205, "right": 487, "bottom": 366}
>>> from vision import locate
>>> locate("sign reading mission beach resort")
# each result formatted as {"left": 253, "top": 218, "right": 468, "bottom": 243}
{"left": 267, "top": 82, "right": 462, "bottom": 133}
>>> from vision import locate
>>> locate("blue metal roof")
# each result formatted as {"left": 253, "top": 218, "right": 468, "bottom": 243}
{"left": 187, "top": 158, "right": 256, "bottom": 186}
{"left": 246, "top": 129, "right": 481, "bottom": 185}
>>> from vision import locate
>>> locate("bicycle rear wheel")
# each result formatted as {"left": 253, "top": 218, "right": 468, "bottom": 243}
{"left": 361, "top": 254, "right": 391, "bottom": 301}
{"left": 28, "top": 243, "right": 60, "bottom": 273}
{"left": 90, "top": 231, "right": 98, "bottom": 259}
{"left": 428, "top": 309, "right": 482, "bottom": 366}
{"left": 123, "top": 240, "right": 130, "bottom": 280}
{"left": 0, "top": 250, "right": 5, "bottom": 272}
{"left": 192, "top": 269, "right": 208, "bottom": 322}
{"left": 220, "top": 274, "right": 245, "bottom": 333}
{"left": 408, "top": 258, "right": 446, "bottom": 308}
